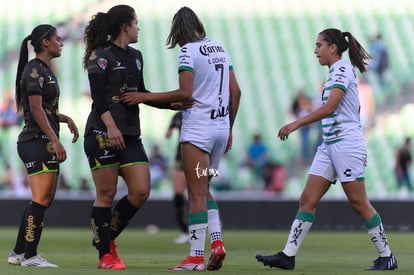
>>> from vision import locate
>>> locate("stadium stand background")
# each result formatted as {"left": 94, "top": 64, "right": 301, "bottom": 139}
{"left": 0, "top": 0, "right": 413, "bottom": 200}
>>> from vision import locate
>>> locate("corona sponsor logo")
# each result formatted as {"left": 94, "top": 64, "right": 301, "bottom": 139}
{"left": 199, "top": 45, "right": 225, "bottom": 57}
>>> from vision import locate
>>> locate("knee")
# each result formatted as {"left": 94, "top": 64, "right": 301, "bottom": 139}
{"left": 128, "top": 188, "right": 150, "bottom": 207}
{"left": 299, "top": 194, "right": 317, "bottom": 213}
{"left": 35, "top": 198, "right": 53, "bottom": 208}
{"left": 32, "top": 192, "right": 55, "bottom": 208}
{"left": 188, "top": 192, "right": 207, "bottom": 210}
{"left": 96, "top": 188, "right": 117, "bottom": 205}
{"left": 349, "top": 198, "right": 371, "bottom": 216}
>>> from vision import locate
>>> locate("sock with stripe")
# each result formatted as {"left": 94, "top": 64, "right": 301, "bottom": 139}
{"left": 207, "top": 200, "right": 223, "bottom": 244}
{"left": 364, "top": 213, "right": 392, "bottom": 257}
{"left": 282, "top": 211, "right": 315, "bottom": 257}
{"left": 188, "top": 212, "right": 208, "bottom": 257}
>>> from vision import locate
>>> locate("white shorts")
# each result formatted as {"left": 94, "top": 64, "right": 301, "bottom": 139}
{"left": 180, "top": 127, "right": 229, "bottom": 170}
{"left": 309, "top": 140, "right": 367, "bottom": 183}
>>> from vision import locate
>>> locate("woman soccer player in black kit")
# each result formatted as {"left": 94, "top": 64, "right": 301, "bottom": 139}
{"left": 8, "top": 24, "right": 79, "bottom": 268}
{"left": 82, "top": 5, "right": 178, "bottom": 270}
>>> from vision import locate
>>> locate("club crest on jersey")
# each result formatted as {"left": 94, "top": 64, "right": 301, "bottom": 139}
{"left": 30, "top": 68, "right": 39, "bottom": 78}
{"left": 38, "top": 76, "right": 44, "bottom": 88}
{"left": 97, "top": 58, "right": 108, "bottom": 70}
{"left": 89, "top": 51, "right": 97, "bottom": 60}
{"left": 136, "top": 59, "right": 141, "bottom": 71}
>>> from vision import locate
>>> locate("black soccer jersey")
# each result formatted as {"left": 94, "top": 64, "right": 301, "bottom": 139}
{"left": 18, "top": 58, "right": 60, "bottom": 143}
{"left": 84, "top": 43, "right": 148, "bottom": 136}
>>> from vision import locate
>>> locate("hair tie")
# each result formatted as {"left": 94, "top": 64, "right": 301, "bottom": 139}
{"left": 340, "top": 32, "right": 349, "bottom": 51}
{"left": 32, "top": 26, "right": 54, "bottom": 46}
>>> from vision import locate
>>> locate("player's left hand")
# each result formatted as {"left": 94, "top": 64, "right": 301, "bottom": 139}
{"left": 225, "top": 130, "right": 233, "bottom": 153}
{"left": 66, "top": 117, "right": 79, "bottom": 143}
{"left": 278, "top": 121, "right": 300, "bottom": 141}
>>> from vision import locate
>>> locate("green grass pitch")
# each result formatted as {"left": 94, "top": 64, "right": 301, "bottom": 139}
{"left": 0, "top": 227, "right": 412, "bottom": 274}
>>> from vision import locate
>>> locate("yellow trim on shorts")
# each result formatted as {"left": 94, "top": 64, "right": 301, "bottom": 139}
{"left": 28, "top": 170, "right": 58, "bottom": 177}
{"left": 119, "top": 161, "right": 149, "bottom": 168}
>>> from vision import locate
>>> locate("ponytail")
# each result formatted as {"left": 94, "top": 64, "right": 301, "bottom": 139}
{"left": 83, "top": 12, "right": 109, "bottom": 69}
{"left": 343, "top": 32, "right": 371, "bottom": 73}
{"left": 15, "top": 24, "right": 56, "bottom": 112}
{"left": 320, "top": 28, "right": 371, "bottom": 73}
{"left": 83, "top": 5, "right": 136, "bottom": 69}
{"left": 15, "top": 35, "right": 31, "bottom": 112}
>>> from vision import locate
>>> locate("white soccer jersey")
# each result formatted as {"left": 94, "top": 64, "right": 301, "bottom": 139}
{"left": 321, "top": 59, "right": 364, "bottom": 144}
{"left": 177, "top": 38, "right": 232, "bottom": 130}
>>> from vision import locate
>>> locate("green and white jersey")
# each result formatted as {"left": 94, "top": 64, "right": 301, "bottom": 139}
{"left": 321, "top": 59, "right": 363, "bottom": 144}
{"left": 177, "top": 38, "right": 232, "bottom": 129}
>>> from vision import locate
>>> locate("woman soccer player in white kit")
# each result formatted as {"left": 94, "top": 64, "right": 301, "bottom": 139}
{"left": 256, "top": 28, "right": 397, "bottom": 271}
{"left": 121, "top": 6, "right": 241, "bottom": 271}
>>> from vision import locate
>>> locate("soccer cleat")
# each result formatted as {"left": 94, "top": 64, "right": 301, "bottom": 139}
{"left": 365, "top": 254, "right": 398, "bottom": 271}
{"left": 8, "top": 250, "right": 24, "bottom": 265}
{"left": 168, "top": 256, "right": 206, "bottom": 271}
{"left": 21, "top": 255, "right": 58, "bottom": 267}
{"left": 174, "top": 233, "right": 190, "bottom": 244}
{"left": 98, "top": 253, "right": 126, "bottom": 270}
{"left": 256, "top": 251, "right": 295, "bottom": 270}
{"left": 110, "top": 240, "right": 126, "bottom": 269}
{"left": 207, "top": 240, "right": 226, "bottom": 271}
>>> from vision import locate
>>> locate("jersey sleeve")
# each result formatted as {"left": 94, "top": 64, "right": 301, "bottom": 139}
{"left": 135, "top": 50, "right": 147, "bottom": 92}
{"left": 24, "top": 63, "right": 46, "bottom": 96}
{"left": 87, "top": 48, "right": 109, "bottom": 116}
{"left": 177, "top": 46, "right": 194, "bottom": 73}
{"left": 228, "top": 54, "right": 233, "bottom": 71}
{"left": 331, "top": 64, "right": 353, "bottom": 93}
{"left": 87, "top": 48, "right": 108, "bottom": 76}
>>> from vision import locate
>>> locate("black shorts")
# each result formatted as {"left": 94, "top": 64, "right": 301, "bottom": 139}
{"left": 17, "top": 136, "right": 59, "bottom": 176}
{"left": 84, "top": 130, "right": 149, "bottom": 170}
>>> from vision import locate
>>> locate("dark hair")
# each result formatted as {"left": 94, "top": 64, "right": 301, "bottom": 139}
{"left": 83, "top": 5, "right": 136, "bottom": 69}
{"left": 15, "top": 24, "right": 56, "bottom": 111}
{"left": 319, "top": 28, "right": 371, "bottom": 73}
{"left": 166, "top": 6, "right": 206, "bottom": 49}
